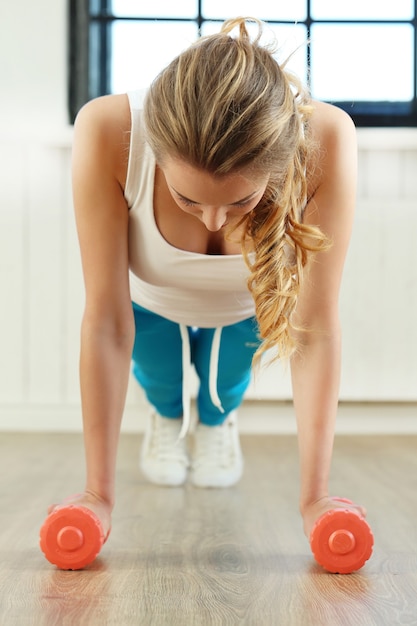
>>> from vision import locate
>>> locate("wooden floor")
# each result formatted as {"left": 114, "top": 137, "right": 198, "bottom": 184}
{"left": 1, "top": 431, "right": 417, "bottom": 626}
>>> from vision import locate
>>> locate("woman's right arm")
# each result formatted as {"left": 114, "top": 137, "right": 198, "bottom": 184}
{"left": 61, "top": 95, "right": 134, "bottom": 533}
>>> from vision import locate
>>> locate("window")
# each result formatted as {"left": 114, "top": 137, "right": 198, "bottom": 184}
{"left": 69, "top": 0, "right": 417, "bottom": 126}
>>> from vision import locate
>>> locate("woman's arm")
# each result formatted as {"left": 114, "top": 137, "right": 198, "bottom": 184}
{"left": 290, "top": 102, "right": 365, "bottom": 537}
{"left": 56, "top": 95, "right": 134, "bottom": 533}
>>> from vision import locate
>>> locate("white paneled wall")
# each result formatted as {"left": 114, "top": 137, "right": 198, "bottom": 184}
{"left": 0, "top": 139, "right": 83, "bottom": 427}
{"left": 0, "top": 131, "right": 416, "bottom": 432}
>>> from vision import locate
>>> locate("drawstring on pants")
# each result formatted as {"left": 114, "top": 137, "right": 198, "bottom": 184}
{"left": 208, "top": 327, "right": 225, "bottom": 415}
{"left": 178, "top": 324, "right": 192, "bottom": 440}
{"left": 178, "top": 325, "right": 224, "bottom": 440}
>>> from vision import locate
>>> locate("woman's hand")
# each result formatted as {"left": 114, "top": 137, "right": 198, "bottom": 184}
{"left": 301, "top": 496, "right": 367, "bottom": 540}
{"left": 47, "top": 491, "right": 113, "bottom": 538}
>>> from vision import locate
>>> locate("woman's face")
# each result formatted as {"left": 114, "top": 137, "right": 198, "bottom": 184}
{"left": 160, "top": 157, "right": 269, "bottom": 232}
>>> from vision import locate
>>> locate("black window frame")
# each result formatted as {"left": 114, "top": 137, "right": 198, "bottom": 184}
{"left": 69, "top": 0, "right": 417, "bottom": 127}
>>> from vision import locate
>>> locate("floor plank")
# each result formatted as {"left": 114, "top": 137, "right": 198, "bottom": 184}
{"left": 1, "top": 431, "right": 417, "bottom": 625}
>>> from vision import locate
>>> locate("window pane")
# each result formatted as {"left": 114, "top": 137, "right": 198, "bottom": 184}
{"left": 111, "top": 0, "right": 196, "bottom": 18}
{"left": 201, "top": 21, "right": 308, "bottom": 83}
{"left": 311, "top": 0, "right": 414, "bottom": 20}
{"left": 310, "top": 24, "right": 414, "bottom": 101}
{"left": 89, "top": 0, "right": 101, "bottom": 16}
{"left": 111, "top": 21, "right": 198, "bottom": 93}
{"left": 202, "top": 0, "right": 306, "bottom": 22}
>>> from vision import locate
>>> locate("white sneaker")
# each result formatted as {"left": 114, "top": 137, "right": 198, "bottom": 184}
{"left": 191, "top": 412, "right": 243, "bottom": 488}
{"left": 140, "top": 412, "right": 189, "bottom": 486}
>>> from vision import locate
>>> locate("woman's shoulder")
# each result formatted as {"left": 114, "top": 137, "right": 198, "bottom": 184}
{"left": 76, "top": 92, "right": 131, "bottom": 129}
{"left": 73, "top": 94, "right": 132, "bottom": 183}
{"left": 74, "top": 94, "right": 131, "bottom": 145}
{"left": 309, "top": 100, "right": 356, "bottom": 145}
{"left": 306, "top": 100, "right": 357, "bottom": 192}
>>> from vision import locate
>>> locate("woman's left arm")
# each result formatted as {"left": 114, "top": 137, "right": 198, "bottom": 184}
{"left": 290, "top": 102, "right": 364, "bottom": 537}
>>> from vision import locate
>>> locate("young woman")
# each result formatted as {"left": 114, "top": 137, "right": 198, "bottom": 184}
{"left": 47, "top": 17, "right": 366, "bottom": 549}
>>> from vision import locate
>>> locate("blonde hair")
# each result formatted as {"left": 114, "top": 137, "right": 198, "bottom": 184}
{"left": 144, "top": 17, "right": 329, "bottom": 363}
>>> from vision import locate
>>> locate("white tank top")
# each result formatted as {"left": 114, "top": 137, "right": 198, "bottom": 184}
{"left": 125, "top": 91, "right": 256, "bottom": 328}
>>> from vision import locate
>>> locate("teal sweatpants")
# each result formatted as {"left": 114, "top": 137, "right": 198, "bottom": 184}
{"left": 131, "top": 303, "right": 261, "bottom": 426}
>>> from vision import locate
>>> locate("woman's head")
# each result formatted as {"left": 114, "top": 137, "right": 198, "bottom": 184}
{"left": 143, "top": 17, "right": 305, "bottom": 189}
{"left": 144, "top": 18, "right": 328, "bottom": 362}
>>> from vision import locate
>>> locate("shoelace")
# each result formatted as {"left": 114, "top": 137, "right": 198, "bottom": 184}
{"left": 194, "top": 422, "right": 235, "bottom": 470}
{"left": 150, "top": 417, "right": 188, "bottom": 464}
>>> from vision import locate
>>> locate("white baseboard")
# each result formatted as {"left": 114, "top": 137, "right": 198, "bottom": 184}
{"left": 0, "top": 401, "right": 416, "bottom": 435}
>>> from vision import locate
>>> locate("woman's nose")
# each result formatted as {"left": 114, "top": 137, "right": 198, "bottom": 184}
{"left": 201, "top": 207, "right": 227, "bottom": 231}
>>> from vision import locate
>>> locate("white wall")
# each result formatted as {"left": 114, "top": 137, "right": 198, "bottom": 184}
{"left": 0, "top": 1, "right": 416, "bottom": 433}
{"left": 0, "top": 0, "right": 68, "bottom": 136}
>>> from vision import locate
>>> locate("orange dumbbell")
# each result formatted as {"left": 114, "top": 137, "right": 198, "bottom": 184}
{"left": 310, "top": 498, "right": 374, "bottom": 574}
{"left": 40, "top": 505, "right": 108, "bottom": 570}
